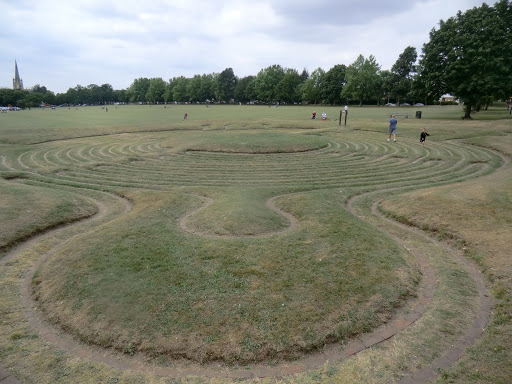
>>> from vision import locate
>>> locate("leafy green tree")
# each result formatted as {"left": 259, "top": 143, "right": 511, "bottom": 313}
{"left": 342, "top": 55, "right": 381, "bottom": 106}
{"left": 32, "top": 84, "right": 48, "bottom": 94}
{"left": 164, "top": 78, "right": 175, "bottom": 103}
{"left": 186, "top": 75, "right": 202, "bottom": 102}
{"left": 171, "top": 76, "right": 189, "bottom": 102}
{"left": 16, "top": 98, "right": 27, "bottom": 109}
{"left": 392, "top": 46, "right": 417, "bottom": 78}
{"left": 300, "top": 67, "right": 325, "bottom": 105}
{"left": 87, "top": 84, "right": 101, "bottom": 104}
{"left": 54, "top": 93, "right": 66, "bottom": 105}
{"left": 275, "top": 68, "right": 301, "bottom": 103}
{"left": 200, "top": 74, "right": 215, "bottom": 102}
{"left": 26, "top": 84, "right": 56, "bottom": 106}
{"left": 0, "top": 89, "right": 31, "bottom": 107}
{"left": 146, "top": 78, "right": 167, "bottom": 103}
{"left": 420, "top": 0, "right": 512, "bottom": 118}
{"left": 113, "top": 89, "right": 129, "bottom": 103}
{"left": 14, "top": 90, "right": 27, "bottom": 104}
{"left": 255, "top": 64, "right": 285, "bottom": 103}
{"left": 21, "top": 91, "right": 43, "bottom": 109}
{"left": 390, "top": 46, "right": 417, "bottom": 104}
{"left": 322, "top": 64, "right": 346, "bottom": 105}
{"left": 43, "top": 91, "right": 56, "bottom": 105}
{"left": 410, "top": 70, "right": 436, "bottom": 105}
{"left": 66, "top": 85, "right": 88, "bottom": 105}
{"left": 215, "top": 68, "right": 237, "bottom": 102}
{"left": 379, "top": 69, "right": 394, "bottom": 104}
{"left": 30, "top": 92, "right": 45, "bottom": 106}
{"left": 100, "top": 84, "right": 114, "bottom": 103}
{"left": 234, "top": 75, "right": 256, "bottom": 103}
{"left": 129, "top": 78, "right": 151, "bottom": 103}
{"left": 299, "top": 68, "right": 309, "bottom": 83}
{"left": 62, "top": 87, "right": 76, "bottom": 105}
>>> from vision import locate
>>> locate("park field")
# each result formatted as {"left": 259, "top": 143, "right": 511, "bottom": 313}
{"left": 0, "top": 104, "right": 511, "bottom": 383}
{"left": 0, "top": 103, "right": 499, "bottom": 145}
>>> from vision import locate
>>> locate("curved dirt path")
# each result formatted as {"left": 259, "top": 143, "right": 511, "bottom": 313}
{"left": 2, "top": 193, "right": 439, "bottom": 382}
{"left": 1, "top": 143, "right": 506, "bottom": 383}
{"left": 0, "top": 189, "right": 132, "bottom": 384}
{"left": 346, "top": 193, "right": 491, "bottom": 384}
{"left": 179, "top": 194, "right": 298, "bottom": 238}
{"left": 2, "top": 188, "right": 488, "bottom": 383}
{"left": 392, "top": 145, "right": 509, "bottom": 383}
{"left": 342, "top": 145, "right": 508, "bottom": 383}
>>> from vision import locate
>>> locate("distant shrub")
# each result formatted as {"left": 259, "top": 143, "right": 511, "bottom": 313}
{"left": 440, "top": 101, "right": 458, "bottom": 106}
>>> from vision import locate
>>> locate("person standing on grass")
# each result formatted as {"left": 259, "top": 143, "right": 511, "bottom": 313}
{"left": 388, "top": 115, "right": 398, "bottom": 142}
{"left": 420, "top": 128, "right": 430, "bottom": 146}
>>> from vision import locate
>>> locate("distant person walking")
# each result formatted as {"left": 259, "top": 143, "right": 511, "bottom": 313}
{"left": 388, "top": 115, "right": 398, "bottom": 142}
{"left": 420, "top": 128, "right": 430, "bottom": 146}
{"left": 184, "top": 113, "right": 188, "bottom": 120}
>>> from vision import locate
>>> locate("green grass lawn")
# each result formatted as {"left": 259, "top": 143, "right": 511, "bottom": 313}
{"left": 3, "top": 103, "right": 503, "bottom": 145}
{"left": 380, "top": 134, "right": 512, "bottom": 384}
{"left": 0, "top": 104, "right": 511, "bottom": 383}
{"left": 0, "top": 179, "right": 97, "bottom": 254}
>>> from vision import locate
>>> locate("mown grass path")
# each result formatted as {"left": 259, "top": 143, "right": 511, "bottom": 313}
{"left": 0, "top": 127, "right": 505, "bottom": 383}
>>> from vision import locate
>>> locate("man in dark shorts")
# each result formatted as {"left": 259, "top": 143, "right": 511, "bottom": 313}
{"left": 388, "top": 115, "right": 398, "bottom": 142}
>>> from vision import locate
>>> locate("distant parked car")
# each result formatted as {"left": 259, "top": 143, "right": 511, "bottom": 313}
{"left": 384, "top": 103, "right": 396, "bottom": 107}
{"left": 414, "top": 103, "right": 425, "bottom": 106}
{"left": 401, "top": 103, "right": 410, "bottom": 106}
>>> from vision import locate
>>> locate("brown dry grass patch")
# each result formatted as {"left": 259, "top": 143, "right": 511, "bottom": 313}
{"left": 379, "top": 135, "right": 512, "bottom": 383}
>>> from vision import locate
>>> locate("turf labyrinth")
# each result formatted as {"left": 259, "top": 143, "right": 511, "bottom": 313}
{"left": 0, "top": 128, "right": 503, "bottom": 381}
{"left": 3, "top": 133, "right": 498, "bottom": 190}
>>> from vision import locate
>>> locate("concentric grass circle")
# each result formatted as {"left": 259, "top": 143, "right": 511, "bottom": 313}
{"left": 175, "top": 131, "right": 330, "bottom": 153}
{"left": 0, "top": 128, "right": 502, "bottom": 364}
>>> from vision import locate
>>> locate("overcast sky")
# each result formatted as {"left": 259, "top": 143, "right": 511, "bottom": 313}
{"left": 0, "top": 0, "right": 487, "bottom": 94}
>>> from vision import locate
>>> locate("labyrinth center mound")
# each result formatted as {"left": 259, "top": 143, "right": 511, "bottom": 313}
{"left": 28, "top": 129, "right": 468, "bottom": 364}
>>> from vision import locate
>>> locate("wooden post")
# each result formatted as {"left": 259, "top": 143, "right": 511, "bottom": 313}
{"left": 339, "top": 110, "right": 342, "bottom": 126}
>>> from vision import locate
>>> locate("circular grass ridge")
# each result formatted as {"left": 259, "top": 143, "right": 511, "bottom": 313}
{"left": 0, "top": 129, "right": 502, "bottom": 364}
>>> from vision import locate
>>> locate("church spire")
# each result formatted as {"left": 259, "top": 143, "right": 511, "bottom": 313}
{"left": 13, "top": 60, "right": 24, "bottom": 90}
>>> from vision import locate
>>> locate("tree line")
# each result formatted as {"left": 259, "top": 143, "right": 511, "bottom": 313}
{"left": 0, "top": 51, "right": 428, "bottom": 108}
{"left": 1, "top": 0, "right": 510, "bottom": 118}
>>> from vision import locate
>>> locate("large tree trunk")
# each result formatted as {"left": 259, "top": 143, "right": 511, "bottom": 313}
{"left": 464, "top": 103, "right": 472, "bottom": 119}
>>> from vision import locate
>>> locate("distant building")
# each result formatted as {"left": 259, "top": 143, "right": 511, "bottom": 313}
{"left": 440, "top": 94, "right": 458, "bottom": 103}
{"left": 13, "top": 60, "right": 23, "bottom": 90}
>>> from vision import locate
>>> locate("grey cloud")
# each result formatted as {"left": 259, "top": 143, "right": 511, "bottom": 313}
{"left": 271, "top": 0, "right": 423, "bottom": 28}
{"left": 0, "top": 0, "right": 489, "bottom": 93}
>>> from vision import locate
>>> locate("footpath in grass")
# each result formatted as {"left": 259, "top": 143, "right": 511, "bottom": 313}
{"left": 380, "top": 135, "right": 512, "bottom": 384}
{"left": 0, "top": 105, "right": 510, "bottom": 383}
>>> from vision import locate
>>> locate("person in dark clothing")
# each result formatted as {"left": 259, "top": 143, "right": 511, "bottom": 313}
{"left": 420, "top": 128, "right": 430, "bottom": 146}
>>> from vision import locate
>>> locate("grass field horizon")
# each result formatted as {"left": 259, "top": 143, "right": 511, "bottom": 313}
{"left": 0, "top": 104, "right": 511, "bottom": 383}
{"left": 2, "top": 103, "right": 507, "bottom": 145}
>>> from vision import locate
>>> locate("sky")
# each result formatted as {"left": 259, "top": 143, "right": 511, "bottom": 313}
{"left": 0, "top": 0, "right": 488, "bottom": 94}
